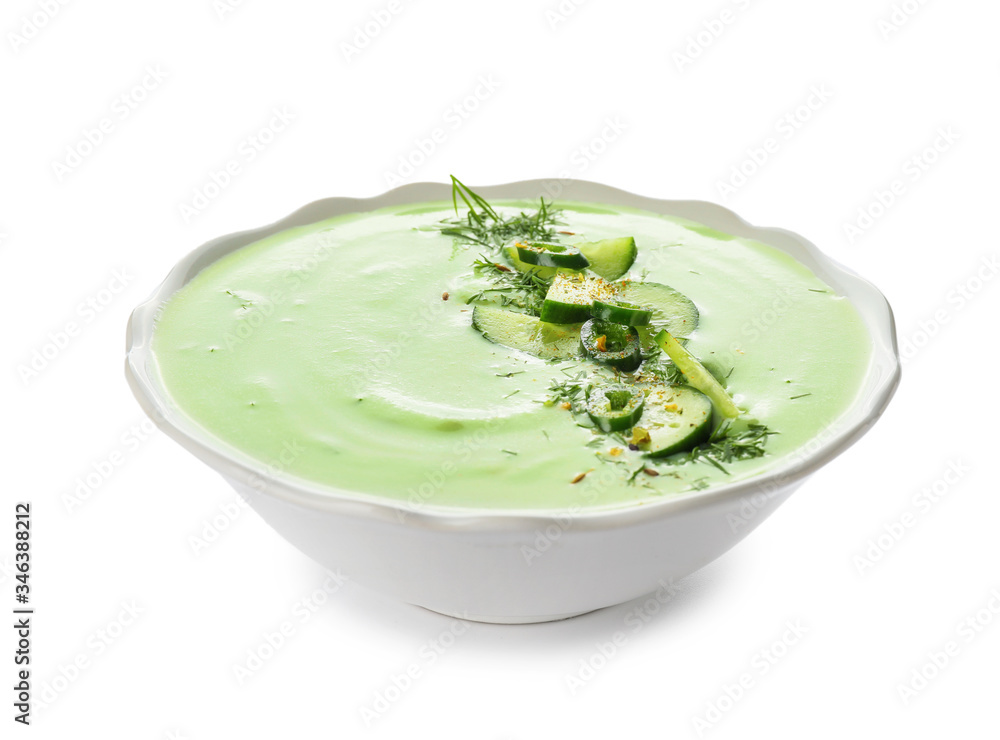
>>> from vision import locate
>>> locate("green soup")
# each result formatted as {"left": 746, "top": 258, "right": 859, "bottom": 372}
{"left": 150, "top": 201, "right": 871, "bottom": 511}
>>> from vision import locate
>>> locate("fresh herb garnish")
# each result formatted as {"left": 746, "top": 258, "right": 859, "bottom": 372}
{"left": 542, "top": 371, "right": 591, "bottom": 412}
{"left": 470, "top": 255, "right": 551, "bottom": 315}
{"left": 660, "top": 422, "right": 776, "bottom": 475}
{"left": 609, "top": 431, "right": 630, "bottom": 447}
{"left": 440, "top": 175, "right": 778, "bottom": 482}
{"left": 626, "top": 463, "right": 647, "bottom": 484}
{"left": 641, "top": 357, "right": 686, "bottom": 385}
{"left": 433, "top": 176, "right": 562, "bottom": 252}
{"left": 790, "top": 393, "right": 812, "bottom": 400}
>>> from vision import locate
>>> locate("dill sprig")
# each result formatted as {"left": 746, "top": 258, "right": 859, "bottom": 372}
{"left": 660, "top": 422, "right": 776, "bottom": 475}
{"left": 541, "top": 371, "right": 591, "bottom": 412}
{"left": 470, "top": 255, "right": 551, "bottom": 314}
{"left": 626, "top": 463, "right": 647, "bottom": 484}
{"left": 640, "top": 358, "right": 686, "bottom": 385}
{"left": 433, "top": 176, "right": 562, "bottom": 251}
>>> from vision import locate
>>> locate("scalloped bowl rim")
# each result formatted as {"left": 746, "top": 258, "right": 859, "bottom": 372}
{"left": 125, "top": 179, "right": 900, "bottom": 531}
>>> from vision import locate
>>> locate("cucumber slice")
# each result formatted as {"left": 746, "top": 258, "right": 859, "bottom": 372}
{"left": 586, "top": 384, "right": 645, "bottom": 433}
{"left": 539, "top": 274, "right": 620, "bottom": 324}
{"left": 653, "top": 329, "right": 740, "bottom": 418}
{"left": 576, "top": 237, "right": 637, "bottom": 280}
{"left": 580, "top": 319, "right": 642, "bottom": 372}
{"left": 503, "top": 244, "right": 558, "bottom": 279}
{"left": 472, "top": 305, "right": 581, "bottom": 360}
{"left": 516, "top": 242, "right": 590, "bottom": 270}
{"left": 620, "top": 281, "right": 699, "bottom": 340}
{"left": 591, "top": 298, "right": 653, "bottom": 326}
{"left": 635, "top": 386, "right": 713, "bottom": 457}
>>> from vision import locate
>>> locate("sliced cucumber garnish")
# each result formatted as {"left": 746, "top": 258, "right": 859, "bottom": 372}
{"left": 516, "top": 242, "right": 590, "bottom": 270}
{"left": 539, "top": 274, "right": 618, "bottom": 324}
{"left": 620, "top": 281, "right": 699, "bottom": 339}
{"left": 586, "top": 384, "right": 645, "bottom": 432}
{"left": 576, "top": 237, "right": 637, "bottom": 280}
{"left": 653, "top": 329, "right": 740, "bottom": 418}
{"left": 472, "top": 306, "right": 582, "bottom": 360}
{"left": 580, "top": 319, "right": 642, "bottom": 372}
{"left": 635, "top": 385, "right": 713, "bottom": 457}
{"left": 503, "top": 244, "right": 558, "bottom": 279}
{"left": 591, "top": 298, "right": 653, "bottom": 326}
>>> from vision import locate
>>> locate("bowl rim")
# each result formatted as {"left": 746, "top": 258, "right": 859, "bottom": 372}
{"left": 125, "top": 178, "right": 901, "bottom": 531}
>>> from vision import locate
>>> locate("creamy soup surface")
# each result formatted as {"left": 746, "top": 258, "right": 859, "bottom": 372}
{"left": 151, "top": 200, "right": 871, "bottom": 511}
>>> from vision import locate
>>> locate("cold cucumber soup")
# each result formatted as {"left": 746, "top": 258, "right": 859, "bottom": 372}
{"left": 151, "top": 181, "right": 871, "bottom": 512}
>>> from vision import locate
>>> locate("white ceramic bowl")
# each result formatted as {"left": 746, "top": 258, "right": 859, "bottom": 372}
{"left": 126, "top": 180, "right": 900, "bottom": 623}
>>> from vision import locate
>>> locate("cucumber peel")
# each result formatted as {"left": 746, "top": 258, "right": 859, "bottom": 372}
{"left": 516, "top": 242, "right": 590, "bottom": 270}
{"left": 653, "top": 329, "right": 740, "bottom": 418}
{"left": 636, "top": 385, "right": 714, "bottom": 456}
{"left": 580, "top": 319, "right": 642, "bottom": 372}
{"left": 539, "top": 274, "right": 619, "bottom": 324}
{"left": 503, "top": 244, "right": 558, "bottom": 279}
{"left": 586, "top": 384, "right": 645, "bottom": 433}
{"left": 591, "top": 298, "right": 653, "bottom": 326}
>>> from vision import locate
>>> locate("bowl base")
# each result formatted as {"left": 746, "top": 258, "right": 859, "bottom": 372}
{"left": 416, "top": 604, "right": 598, "bottom": 624}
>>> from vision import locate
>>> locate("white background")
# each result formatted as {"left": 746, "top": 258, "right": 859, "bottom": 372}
{"left": 4, "top": 0, "right": 999, "bottom": 737}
